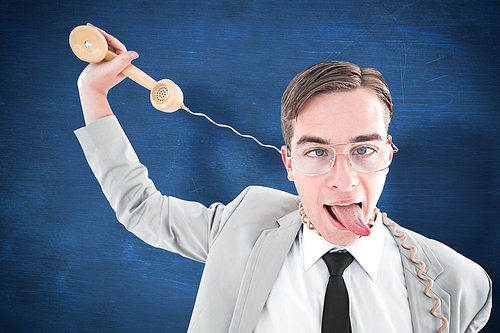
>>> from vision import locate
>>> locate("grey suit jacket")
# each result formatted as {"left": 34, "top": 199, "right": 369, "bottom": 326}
{"left": 75, "top": 115, "right": 492, "bottom": 333}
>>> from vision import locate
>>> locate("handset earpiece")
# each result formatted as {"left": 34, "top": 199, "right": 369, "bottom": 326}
{"left": 69, "top": 25, "right": 184, "bottom": 113}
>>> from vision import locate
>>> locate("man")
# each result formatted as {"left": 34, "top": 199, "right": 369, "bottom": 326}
{"left": 75, "top": 25, "right": 491, "bottom": 332}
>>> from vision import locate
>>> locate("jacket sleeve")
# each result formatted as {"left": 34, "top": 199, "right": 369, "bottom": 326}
{"left": 74, "top": 115, "right": 225, "bottom": 263}
{"left": 465, "top": 269, "right": 492, "bottom": 333}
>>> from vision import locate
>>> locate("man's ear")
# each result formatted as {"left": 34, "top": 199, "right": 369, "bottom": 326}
{"left": 387, "top": 140, "right": 395, "bottom": 171}
{"left": 387, "top": 134, "right": 395, "bottom": 163}
{"left": 281, "top": 145, "right": 294, "bottom": 181}
{"left": 384, "top": 140, "right": 394, "bottom": 175}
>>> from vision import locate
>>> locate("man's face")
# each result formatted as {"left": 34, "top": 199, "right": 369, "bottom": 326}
{"left": 282, "top": 88, "right": 391, "bottom": 246}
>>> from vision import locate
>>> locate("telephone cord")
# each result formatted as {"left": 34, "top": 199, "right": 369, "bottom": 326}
{"left": 182, "top": 106, "right": 281, "bottom": 154}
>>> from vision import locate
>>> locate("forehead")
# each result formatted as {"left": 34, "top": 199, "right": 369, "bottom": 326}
{"left": 291, "top": 88, "right": 387, "bottom": 148}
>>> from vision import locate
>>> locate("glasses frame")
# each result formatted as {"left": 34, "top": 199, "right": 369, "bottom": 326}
{"left": 288, "top": 135, "right": 399, "bottom": 176}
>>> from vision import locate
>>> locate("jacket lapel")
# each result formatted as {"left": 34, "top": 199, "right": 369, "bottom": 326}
{"left": 385, "top": 220, "right": 450, "bottom": 333}
{"left": 229, "top": 211, "right": 302, "bottom": 333}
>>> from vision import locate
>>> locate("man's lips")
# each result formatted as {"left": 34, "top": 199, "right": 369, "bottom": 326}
{"left": 325, "top": 203, "right": 361, "bottom": 222}
{"left": 324, "top": 202, "right": 371, "bottom": 237}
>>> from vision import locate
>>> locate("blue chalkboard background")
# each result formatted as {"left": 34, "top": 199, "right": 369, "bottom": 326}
{"left": 1, "top": 0, "right": 498, "bottom": 331}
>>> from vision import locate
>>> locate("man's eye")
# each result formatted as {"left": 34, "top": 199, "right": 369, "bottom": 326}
{"left": 352, "top": 146, "right": 376, "bottom": 156}
{"left": 305, "top": 148, "right": 328, "bottom": 157}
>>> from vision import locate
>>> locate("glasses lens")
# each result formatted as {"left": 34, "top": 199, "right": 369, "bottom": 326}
{"left": 292, "top": 146, "right": 334, "bottom": 175}
{"left": 348, "top": 141, "right": 391, "bottom": 172}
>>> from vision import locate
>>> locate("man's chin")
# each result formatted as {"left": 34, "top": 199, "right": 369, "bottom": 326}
{"left": 320, "top": 227, "right": 360, "bottom": 247}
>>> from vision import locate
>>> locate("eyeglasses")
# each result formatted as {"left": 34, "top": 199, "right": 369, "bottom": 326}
{"left": 288, "top": 135, "right": 398, "bottom": 176}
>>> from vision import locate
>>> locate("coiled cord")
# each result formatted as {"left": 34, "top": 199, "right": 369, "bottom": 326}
{"left": 382, "top": 212, "right": 448, "bottom": 333}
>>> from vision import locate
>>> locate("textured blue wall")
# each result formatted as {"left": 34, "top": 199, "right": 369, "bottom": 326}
{"left": 1, "top": 0, "right": 498, "bottom": 331}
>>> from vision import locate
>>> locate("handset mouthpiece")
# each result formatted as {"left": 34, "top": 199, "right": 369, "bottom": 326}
{"left": 151, "top": 80, "right": 184, "bottom": 113}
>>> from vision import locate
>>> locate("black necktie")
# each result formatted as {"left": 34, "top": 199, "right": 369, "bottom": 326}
{"left": 321, "top": 252, "right": 354, "bottom": 333}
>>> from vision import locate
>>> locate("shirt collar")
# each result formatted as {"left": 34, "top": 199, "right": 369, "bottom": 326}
{"left": 301, "top": 212, "right": 385, "bottom": 282}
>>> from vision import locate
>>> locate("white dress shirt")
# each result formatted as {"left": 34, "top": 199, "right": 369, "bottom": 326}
{"left": 253, "top": 212, "right": 413, "bottom": 332}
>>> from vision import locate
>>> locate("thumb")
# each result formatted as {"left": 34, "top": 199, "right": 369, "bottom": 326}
{"left": 111, "top": 51, "right": 139, "bottom": 74}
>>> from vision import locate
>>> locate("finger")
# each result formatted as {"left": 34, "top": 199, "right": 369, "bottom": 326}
{"left": 86, "top": 23, "right": 128, "bottom": 55}
{"left": 108, "top": 50, "right": 139, "bottom": 76}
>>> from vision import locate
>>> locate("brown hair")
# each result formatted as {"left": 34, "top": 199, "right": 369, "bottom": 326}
{"left": 281, "top": 61, "right": 393, "bottom": 149}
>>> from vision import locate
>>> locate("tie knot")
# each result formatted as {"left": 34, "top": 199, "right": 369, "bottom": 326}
{"left": 322, "top": 252, "right": 354, "bottom": 276}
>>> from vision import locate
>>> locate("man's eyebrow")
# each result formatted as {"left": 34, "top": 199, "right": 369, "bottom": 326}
{"left": 295, "top": 133, "right": 384, "bottom": 147}
{"left": 351, "top": 133, "right": 383, "bottom": 142}
{"left": 295, "top": 136, "right": 330, "bottom": 146}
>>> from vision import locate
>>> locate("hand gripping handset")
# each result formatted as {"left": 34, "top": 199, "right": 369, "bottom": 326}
{"left": 69, "top": 25, "right": 184, "bottom": 112}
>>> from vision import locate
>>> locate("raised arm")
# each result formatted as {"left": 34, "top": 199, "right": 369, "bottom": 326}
{"left": 74, "top": 25, "right": 234, "bottom": 263}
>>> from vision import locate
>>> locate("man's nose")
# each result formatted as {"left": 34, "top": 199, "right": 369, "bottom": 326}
{"left": 325, "top": 153, "right": 358, "bottom": 191}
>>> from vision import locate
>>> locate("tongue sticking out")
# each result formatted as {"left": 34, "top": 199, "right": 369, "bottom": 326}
{"left": 330, "top": 204, "right": 371, "bottom": 237}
